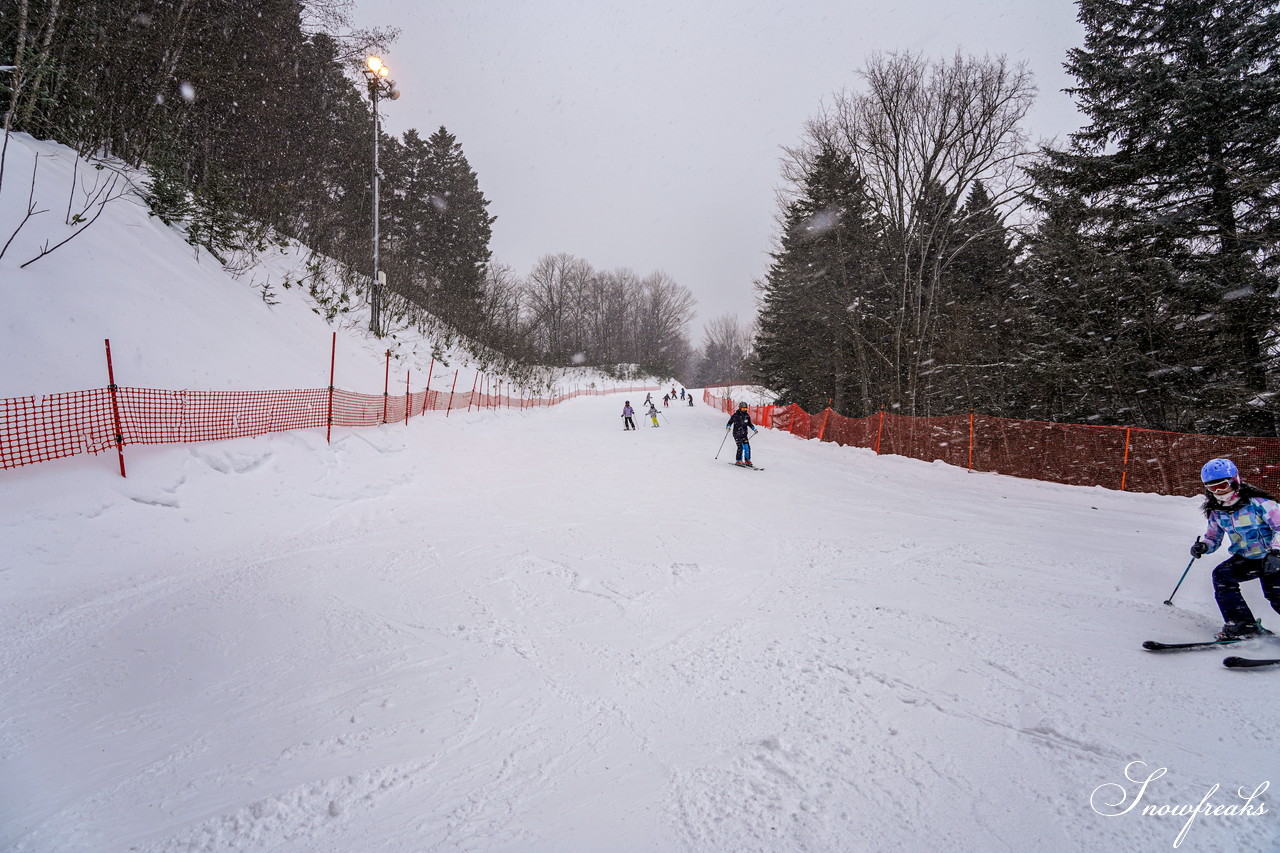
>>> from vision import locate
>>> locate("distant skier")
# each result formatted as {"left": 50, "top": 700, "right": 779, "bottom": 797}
{"left": 644, "top": 392, "right": 653, "bottom": 407}
{"left": 679, "top": 388, "right": 685, "bottom": 400}
{"left": 725, "top": 401, "right": 758, "bottom": 466}
{"left": 663, "top": 394, "right": 670, "bottom": 407}
{"left": 1188, "top": 457, "right": 1280, "bottom": 639}
{"left": 687, "top": 395, "right": 693, "bottom": 407}
{"left": 622, "top": 401, "right": 635, "bottom": 431}
{"left": 647, "top": 401, "right": 661, "bottom": 428}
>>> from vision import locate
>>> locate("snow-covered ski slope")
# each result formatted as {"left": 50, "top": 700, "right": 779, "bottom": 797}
{"left": 2, "top": 133, "right": 1277, "bottom": 851}
{"left": 3, "top": 394, "right": 1278, "bottom": 853}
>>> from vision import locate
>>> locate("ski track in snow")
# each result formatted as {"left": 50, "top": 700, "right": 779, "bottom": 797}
{"left": 2, "top": 395, "right": 1279, "bottom": 853}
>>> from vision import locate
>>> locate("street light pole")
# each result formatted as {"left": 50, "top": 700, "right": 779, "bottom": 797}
{"left": 363, "top": 56, "right": 399, "bottom": 337}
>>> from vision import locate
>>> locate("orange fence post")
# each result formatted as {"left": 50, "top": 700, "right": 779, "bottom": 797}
{"left": 382, "top": 349, "right": 390, "bottom": 424}
{"left": 1120, "top": 427, "right": 1132, "bottom": 491}
{"left": 875, "top": 408, "right": 885, "bottom": 455}
{"left": 817, "top": 399, "right": 833, "bottom": 442}
{"left": 103, "top": 339, "right": 127, "bottom": 478}
{"left": 421, "top": 357, "right": 435, "bottom": 416}
{"left": 326, "top": 332, "right": 336, "bottom": 444}
{"left": 405, "top": 370, "right": 411, "bottom": 426}
{"left": 446, "top": 369, "right": 459, "bottom": 416}
{"left": 968, "top": 411, "right": 974, "bottom": 471}
{"left": 467, "top": 372, "right": 480, "bottom": 413}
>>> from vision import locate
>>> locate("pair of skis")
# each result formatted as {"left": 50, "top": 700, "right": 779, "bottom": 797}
{"left": 1142, "top": 637, "right": 1280, "bottom": 668}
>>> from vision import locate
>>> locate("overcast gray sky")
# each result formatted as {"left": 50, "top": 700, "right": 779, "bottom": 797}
{"left": 351, "top": 0, "right": 1087, "bottom": 344}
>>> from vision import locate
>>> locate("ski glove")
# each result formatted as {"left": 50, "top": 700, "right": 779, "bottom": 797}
{"left": 1190, "top": 540, "right": 1210, "bottom": 558}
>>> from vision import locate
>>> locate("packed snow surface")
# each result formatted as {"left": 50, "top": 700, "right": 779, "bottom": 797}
{"left": 1, "top": 134, "right": 1277, "bottom": 852}
{"left": 3, "top": 398, "right": 1278, "bottom": 852}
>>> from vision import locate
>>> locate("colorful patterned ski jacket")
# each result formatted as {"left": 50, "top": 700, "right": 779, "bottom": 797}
{"left": 1202, "top": 490, "right": 1280, "bottom": 559}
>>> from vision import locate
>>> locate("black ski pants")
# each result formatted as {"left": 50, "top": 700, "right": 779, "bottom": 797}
{"left": 1212, "top": 553, "right": 1280, "bottom": 626}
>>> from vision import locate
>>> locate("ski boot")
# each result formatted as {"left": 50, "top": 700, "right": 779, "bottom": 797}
{"left": 1215, "top": 620, "right": 1275, "bottom": 641}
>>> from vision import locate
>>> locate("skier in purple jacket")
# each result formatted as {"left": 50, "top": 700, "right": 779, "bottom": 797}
{"left": 1189, "top": 458, "right": 1280, "bottom": 639}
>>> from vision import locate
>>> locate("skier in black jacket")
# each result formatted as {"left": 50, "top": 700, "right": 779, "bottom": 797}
{"left": 726, "top": 402, "right": 758, "bottom": 466}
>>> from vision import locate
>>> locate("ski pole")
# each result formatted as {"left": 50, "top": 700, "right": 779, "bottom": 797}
{"left": 1164, "top": 537, "right": 1201, "bottom": 606}
{"left": 715, "top": 428, "right": 730, "bottom": 460}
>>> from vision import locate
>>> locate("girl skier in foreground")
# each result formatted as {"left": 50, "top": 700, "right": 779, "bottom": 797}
{"left": 726, "top": 401, "right": 758, "bottom": 466}
{"left": 1189, "top": 458, "right": 1280, "bottom": 639}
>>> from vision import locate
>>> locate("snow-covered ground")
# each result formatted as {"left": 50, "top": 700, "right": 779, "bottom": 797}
{"left": 2, "top": 134, "right": 1277, "bottom": 852}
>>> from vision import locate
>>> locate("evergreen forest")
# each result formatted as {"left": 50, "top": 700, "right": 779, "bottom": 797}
{"left": 755, "top": 0, "right": 1280, "bottom": 436}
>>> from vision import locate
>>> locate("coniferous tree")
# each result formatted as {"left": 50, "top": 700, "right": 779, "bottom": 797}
{"left": 383, "top": 127, "right": 494, "bottom": 334}
{"left": 1014, "top": 190, "right": 1184, "bottom": 426}
{"left": 280, "top": 33, "right": 377, "bottom": 265}
{"left": 925, "top": 181, "right": 1020, "bottom": 415}
{"left": 1027, "top": 0, "right": 1280, "bottom": 434}
{"left": 755, "top": 145, "right": 884, "bottom": 414}
{"left": 1, "top": 0, "right": 396, "bottom": 288}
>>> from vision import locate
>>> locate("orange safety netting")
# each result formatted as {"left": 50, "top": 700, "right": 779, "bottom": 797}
{"left": 704, "top": 389, "right": 1280, "bottom": 498}
{"left": 2, "top": 379, "right": 657, "bottom": 474}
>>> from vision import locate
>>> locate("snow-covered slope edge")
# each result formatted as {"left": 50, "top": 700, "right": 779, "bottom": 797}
{"left": 0, "top": 133, "right": 650, "bottom": 402}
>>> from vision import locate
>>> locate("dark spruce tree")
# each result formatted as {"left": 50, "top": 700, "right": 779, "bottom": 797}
{"left": 1013, "top": 188, "right": 1187, "bottom": 426}
{"left": 754, "top": 146, "right": 884, "bottom": 414}
{"left": 1027, "top": 0, "right": 1280, "bottom": 435}
{"left": 277, "top": 33, "right": 381, "bottom": 268}
{"left": 382, "top": 127, "right": 495, "bottom": 335}
{"left": 924, "top": 181, "right": 1020, "bottom": 416}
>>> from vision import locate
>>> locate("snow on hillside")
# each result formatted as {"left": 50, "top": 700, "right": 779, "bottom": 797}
{"left": 0, "top": 133, "right": 616, "bottom": 399}
{"left": 2, "top": 135, "right": 1278, "bottom": 853}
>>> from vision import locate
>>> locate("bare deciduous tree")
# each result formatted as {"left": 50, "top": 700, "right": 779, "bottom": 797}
{"left": 478, "top": 261, "right": 525, "bottom": 352}
{"left": 805, "top": 50, "right": 1036, "bottom": 413}
{"left": 697, "top": 313, "right": 753, "bottom": 385}
{"left": 635, "top": 271, "right": 696, "bottom": 369}
{"left": 516, "top": 254, "right": 695, "bottom": 374}
{"left": 524, "top": 253, "right": 594, "bottom": 361}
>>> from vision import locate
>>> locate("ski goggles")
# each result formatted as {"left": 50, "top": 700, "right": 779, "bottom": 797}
{"left": 1205, "top": 478, "right": 1237, "bottom": 493}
